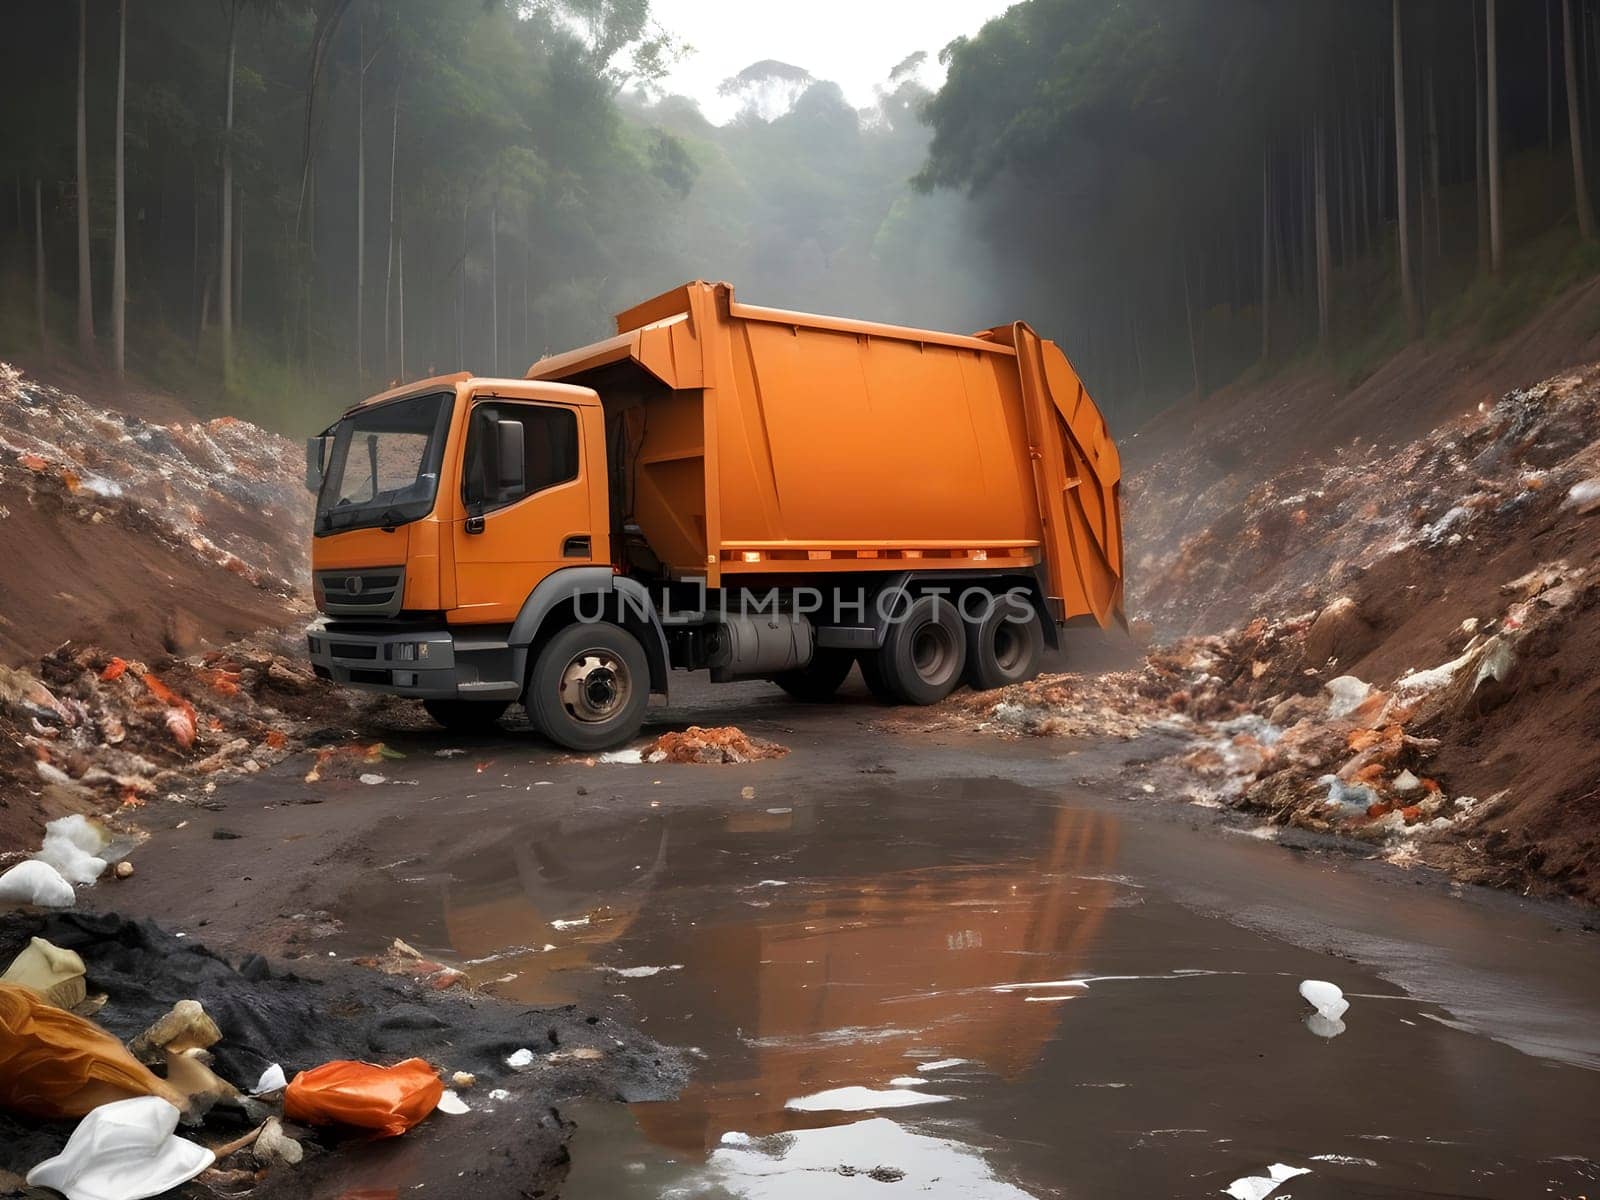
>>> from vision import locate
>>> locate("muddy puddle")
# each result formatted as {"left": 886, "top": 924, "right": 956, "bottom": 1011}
{"left": 332, "top": 777, "right": 1600, "bottom": 1198}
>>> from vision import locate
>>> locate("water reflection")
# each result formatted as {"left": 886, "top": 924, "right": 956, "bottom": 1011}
{"left": 428, "top": 784, "right": 1122, "bottom": 1158}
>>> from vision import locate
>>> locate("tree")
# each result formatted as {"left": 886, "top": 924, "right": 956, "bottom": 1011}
{"left": 1394, "top": 0, "right": 1419, "bottom": 339}
{"left": 76, "top": 0, "right": 94, "bottom": 355}
{"left": 35, "top": 180, "right": 47, "bottom": 346}
{"left": 1487, "top": 0, "right": 1504, "bottom": 274}
{"left": 1565, "top": 0, "right": 1595, "bottom": 239}
{"left": 220, "top": 0, "right": 239, "bottom": 377}
{"left": 113, "top": 0, "right": 127, "bottom": 377}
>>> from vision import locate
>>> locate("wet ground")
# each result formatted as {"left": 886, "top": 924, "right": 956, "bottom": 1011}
{"left": 97, "top": 666, "right": 1600, "bottom": 1199}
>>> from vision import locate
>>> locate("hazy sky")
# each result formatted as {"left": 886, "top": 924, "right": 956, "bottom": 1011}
{"left": 647, "top": 1, "right": 1014, "bottom": 123}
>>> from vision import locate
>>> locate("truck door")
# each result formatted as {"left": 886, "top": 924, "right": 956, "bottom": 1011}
{"left": 451, "top": 398, "right": 592, "bottom": 624}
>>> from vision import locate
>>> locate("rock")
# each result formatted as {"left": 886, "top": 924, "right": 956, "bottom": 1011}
{"left": 451, "top": 1071, "right": 477, "bottom": 1089}
{"left": 1303, "top": 597, "right": 1373, "bottom": 667}
{"left": 1324, "top": 675, "right": 1372, "bottom": 720}
{"left": 265, "top": 661, "right": 313, "bottom": 694}
{"left": 253, "top": 1117, "right": 303, "bottom": 1167}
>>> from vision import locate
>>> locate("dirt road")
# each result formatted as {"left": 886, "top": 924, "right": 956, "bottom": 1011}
{"left": 88, "top": 668, "right": 1600, "bottom": 1199}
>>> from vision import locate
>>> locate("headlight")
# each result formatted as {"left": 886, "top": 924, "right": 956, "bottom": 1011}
{"left": 391, "top": 642, "right": 419, "bottom": 662}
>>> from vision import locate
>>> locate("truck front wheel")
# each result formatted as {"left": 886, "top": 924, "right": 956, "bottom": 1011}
{"left": 422, "top": 699, "right": 511, "bottom": 732}
{"left": 874, "top": 594, "right": 968, "bottom": 705}
{"left": 772, "top": 648, "right": 854, "bottom": 702}
{"left": 527, "top": 621, "right": 650, "bottom": 752}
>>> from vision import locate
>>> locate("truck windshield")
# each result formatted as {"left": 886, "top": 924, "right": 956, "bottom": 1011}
{"left": 315, "top": 391, "right": 453, "bottom": 536}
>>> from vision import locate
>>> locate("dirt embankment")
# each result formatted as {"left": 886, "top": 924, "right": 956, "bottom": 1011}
{"left": 944, "top": 312, "right": 1600, "bottom": 903}
{"left": 0, "top": 361, "right": 309, "bottom": 667}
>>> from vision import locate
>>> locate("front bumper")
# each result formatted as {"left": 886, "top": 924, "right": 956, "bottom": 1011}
{"left": 306, "top": 619, "right": 524, "bottom": 702}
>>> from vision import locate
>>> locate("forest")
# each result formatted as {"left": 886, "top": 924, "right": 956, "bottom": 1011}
{"left": 1, "top": 0, "right": 1598, "bottom": 431}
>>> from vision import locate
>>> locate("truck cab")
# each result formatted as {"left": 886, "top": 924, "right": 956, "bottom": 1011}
{"left": 307, "top": 373, "right": 669, "bottom": 750}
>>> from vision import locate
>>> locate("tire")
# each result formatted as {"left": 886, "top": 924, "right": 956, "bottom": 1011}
{"left": 526, "top": 621, "right": 650, "bottom": 752}
{"left": 965, "top": 592, "right": 1044, "bottom": 692}
{"left": 876, "top": 593, "right": 968, "bottom": 705}
{"left": 856, "top": 651, "right": 897, "bottom": 703}
{"left": 422, "top": 699, "right": 510, "bottom": 732}
{"left": 773, "top": 648, "right": 854, "bottom": 702}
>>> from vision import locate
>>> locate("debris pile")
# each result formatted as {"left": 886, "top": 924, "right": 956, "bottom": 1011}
{"left": 1129, "top": 369, "right": 1600, "bottom": 638}
{"left": 931, "top": 670, "right": 1167, "bottom": 740}
{"left": 0, "top": 912, "right": 687, "bottom": 1197}
{"left": 0, "top": 361, "right": 309, "bottom": 597}
{"left": 0, "top": 633, "right": 365, "bottom": 855}
{"left": 642, "top": 726, "right": 789, "bottom": 764}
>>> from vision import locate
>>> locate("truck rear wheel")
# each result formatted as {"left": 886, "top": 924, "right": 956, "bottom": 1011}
{"left": 965, "top": 593, "right": 1044, "bottom": 691}
{"left": 772, "top": 648, "right": 854, "bottom": 702}
{"left": 527, "top": 622, "right": 650, "bottom": 752}
{"left": 875, "top": 594, "right": 968, "bottom": 705}
{"left": 422, "top": 699, "right": 510, "bottom": 732}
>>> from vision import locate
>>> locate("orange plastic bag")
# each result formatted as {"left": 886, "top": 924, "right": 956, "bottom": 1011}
{"left": 284, "top": 1058, "right": 443, "bottom": 1137}
{"left": 0, "top": 982, "right": 182, "bottom": 1119}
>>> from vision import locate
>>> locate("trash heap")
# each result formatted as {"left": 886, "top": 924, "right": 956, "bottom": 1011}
{"left": 1129, "top": 368, "right": 1600, "bottom": 638}
{"left": 0, "top": 912, "right": 686, "bottom": 1198}
{"left": 931, "top": 670, "right": 1168, "bottom": 740}
{"left": 0, "top": 362, "right": 309, "bottom": 597}
{"left": 0, "top": 634, "right": 364, "bottom": 864}
{"left": 645, "top": 725, "right": 789, "bottom": 764}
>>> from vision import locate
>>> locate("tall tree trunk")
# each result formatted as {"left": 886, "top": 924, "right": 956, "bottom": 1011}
{"left": 1315, "top": 116, "right": 1333, "bottom": 347}
{"left": 1394, "top": 0, "right": 1420, "bottom": 339}
{"left": 76, "top": 0, "right": 95, "bottom": 354}
{"left": 1567, "top": 0, "right": 1597, "bottom": 238}
{"left": 383, "top": 83, "right": 399, "bottom": 378}
{"left": 356, "top": 14, "right": 366, "bottom": 380}
{"left": 35, "top": 180, "right": 47, "bottom": 346}
{"left": 113, "top": 0, "right": 127, "bottom": 376}
{"left": 1549, "top": 0, "right": 1557, "bottom": 151}
{"left": 234, "top": 188, "right": 244, "bottom": 334}
{"left": 489, "top": 196, "right": 499, "bottom": 375}
{"left": 1428, "top": 67, "right": 1442, "bottom": 262}
{"left": 192, "top": 162, "right": 202, "bottom": 343}
{"left": 1475, "top": 1, "right": 1491, "bottom": 276}
{"left": 1182, "top": 244, "right": 1204, "bottom": 403}
{"left": 1487, "top": 0, "right": 1504, "bottom": 274}
{"left": 397, "top": 235, "right": 405, "bottom": 381}
{"left": 1260, "top": 149, "right": 1273, "bottom": 361}
{"left": 220, "top": 0, "right": 237, "bottom": 377}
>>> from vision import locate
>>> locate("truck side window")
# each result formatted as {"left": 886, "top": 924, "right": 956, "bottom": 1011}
{"left": 464, "top": 402, "right": 579, "bottom": 511}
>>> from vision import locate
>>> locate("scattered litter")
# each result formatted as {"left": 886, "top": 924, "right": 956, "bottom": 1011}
{"left": 1309, "top": 1153, "right": 1378, "bottom": 1167}
{"left": 644, "top": 725, "right": 788, "bottom": 764}
{"left": 604, "top": 965, "right": 683, "bottom": 979}
{"left": 283, "top": 1058, "right": 444, "bottom": 1138}
{"left": 1299, "top": 980, "right": 1349, "bottom": 1021}
{"left": 506, "top": 1049, "right": 536, "bottom": 1069}
{"left": 1563, "top": 477, "right": 1600, "bottom": 512}
{"left": 25, "top": 1097, "right": 214, "bottom": 1200}
{"left": 598, "top": 748, "right": 644, "bottom": 764}
{"left": 451, "top": 1071, "right": 476, "bottom": 1089}
{"left": 1223, "top": 1163, "right": 1311, "bottom": 1200}
{"left": 916, "top": 1058, "right": 970, "bottom": 1073}
{"left": 784, "top": 1086, "right": 952, "bottom": 1112}
{"left": 433, "top": 748, "right": 467, "bottom": 758}
{"left": 252, "top": 1115, "right": 303, "bottom": 1167}
{"left": 252, "top": 1063, "right": 287, "bottom": 1094}
{"left": 551, "top": 916, "right": 591, "bottom": 931}
{"left": 0, "top": 982, "right": 182, "bottom": 1118}
{"left": 1, "top": 938, "right": 87, "bottom": 1009}
{"left": 1324, "top": 676, "right": 1371, "bottom": 719}
{"left": 358, "top": 773, "right": 387, "bottom": 786}
{"left": 435, "top": 1089, "right": 470, "bottom": 1115}
{"left": 129, "top": 999, "right": 222, "bottom": 1063}
{"left": 0, "top": 861, "right": 76, "bottom": 909}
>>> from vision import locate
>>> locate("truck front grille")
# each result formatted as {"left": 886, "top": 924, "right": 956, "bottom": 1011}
{"left": 316, "top": 568, "right": 405, "bottom": 618}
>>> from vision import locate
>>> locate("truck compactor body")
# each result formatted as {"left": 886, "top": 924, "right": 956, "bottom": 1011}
{"left": 306, "top": 281, "right": 1124, "bottom": 749}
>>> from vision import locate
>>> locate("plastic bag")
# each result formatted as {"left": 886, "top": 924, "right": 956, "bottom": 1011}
{"left": 0, "top": 982, "right": 181, "bottom": 1119}
{"left": 1, "top": 937, "right": 87, "bottom": 1009}
{"left": 26, "top": 1096, "right": 214, "bottom": 1200}
{"left": 284, "top": 1058, "right": 444, "bottom": 1137}
{"left": 0, "top": 860, "right": 76, "bottom": 908}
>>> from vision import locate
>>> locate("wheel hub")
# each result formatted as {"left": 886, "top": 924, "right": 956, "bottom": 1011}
{"left": 559, "top": 651, "right": 631, "bottom": 723}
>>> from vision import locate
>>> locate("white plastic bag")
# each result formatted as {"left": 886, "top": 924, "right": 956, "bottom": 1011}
{"left": 0, "top": 860, "right": 76, "bottom": 908}
{"left": 26, "top": 1096, "right": 215, "bottom": 1200}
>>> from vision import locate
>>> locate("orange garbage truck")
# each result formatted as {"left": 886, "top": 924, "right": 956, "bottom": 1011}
{"left": 305, "top": 281, "right": 1124, "bottom": 750}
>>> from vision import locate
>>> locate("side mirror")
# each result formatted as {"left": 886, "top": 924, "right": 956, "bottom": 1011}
{"left": 304, "top": 436, "right": 331, "bottom": 493}
{"left": 495, "top": 419, "right": 525, "bottom": 493}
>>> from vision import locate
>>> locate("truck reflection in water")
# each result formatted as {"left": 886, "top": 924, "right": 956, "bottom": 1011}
{"left": 431, "top": 783, "right": 1122, "bottom": 1158}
